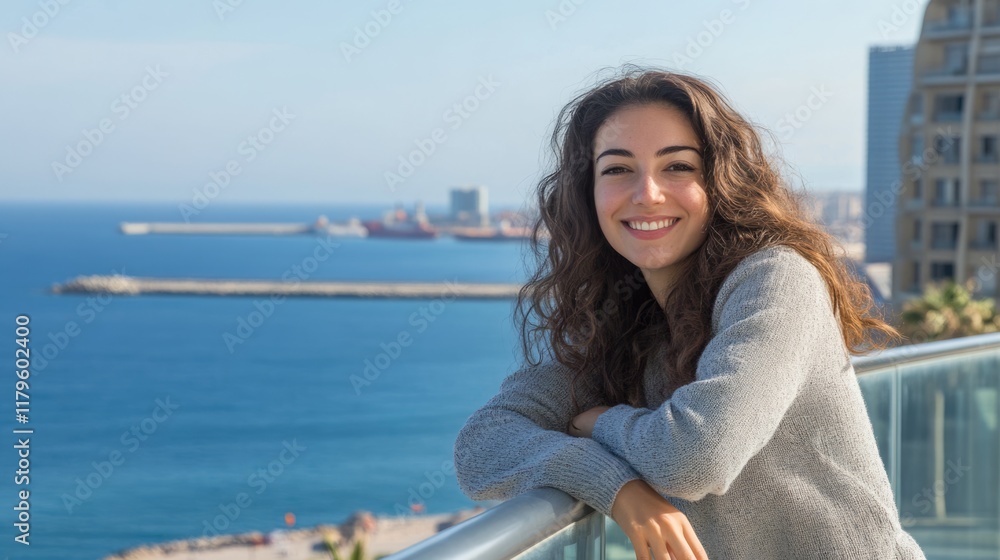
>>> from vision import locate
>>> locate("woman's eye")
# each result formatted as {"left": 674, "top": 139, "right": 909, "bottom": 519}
{"left": 667, "top": 163, "right": 695, "bottom": 172}
{"left": 601, "top": 166, "right": 628, "bottom": 175}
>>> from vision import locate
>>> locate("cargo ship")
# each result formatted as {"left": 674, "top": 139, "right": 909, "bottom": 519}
{"left": 362, "top": 204, "right": 439, "bottom": 239}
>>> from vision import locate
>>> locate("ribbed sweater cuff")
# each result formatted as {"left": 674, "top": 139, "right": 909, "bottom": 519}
{"left": 552, "top": 437, "right": 643, "bottom": 517}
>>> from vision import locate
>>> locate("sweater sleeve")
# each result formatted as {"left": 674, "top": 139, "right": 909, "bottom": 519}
{"left": 590, "top": 247, "right": 829, "bottom": 502}
{"left": 453, "top": 359, "right": 643, "bottom": 517}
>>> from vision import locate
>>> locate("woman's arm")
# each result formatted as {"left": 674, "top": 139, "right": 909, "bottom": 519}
{"left": 589, "top": 247, "right": 831, "bottom": 501}
{"left": 453, "top": 359, "right": 643, "bottom": 517}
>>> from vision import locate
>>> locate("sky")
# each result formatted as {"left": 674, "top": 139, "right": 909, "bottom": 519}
{"left": 0, "top": 0, "right": 925, "bottom": 208}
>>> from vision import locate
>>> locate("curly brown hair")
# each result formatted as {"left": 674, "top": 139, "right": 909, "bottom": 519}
{"left": 514, "top": 64, "right": 899, "bottom": 414}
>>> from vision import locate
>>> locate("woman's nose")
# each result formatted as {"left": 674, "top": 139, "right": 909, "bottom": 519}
{"left": 631, "top": 172, "right": 667, "bottom": 205}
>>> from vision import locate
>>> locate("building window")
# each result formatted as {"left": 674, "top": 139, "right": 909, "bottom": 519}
{"left": 944, "top": 43, "right": 969, "bottom": 75}
{"left": 914, "top": 178, "right": 924, "bottom": 200}
{"left": 981, "top": 90, "right": 1000, "bottom": 118}
{"left": 931, "top": 222, "right": 960, "bottom": 249}
{"left": 981, "top": 37, "right": 1000, "bottom": 74}
{"left": 933, "top": 93, "right": 964, "bottom": 121}
{"left": 914, "top": 219, "right": 922, "bottom": 241}
{"left": 981, "top": 135, "right": 999, "bottom": 162}
{"left": 974, "top": 221, "right": 998, "bottom": 249}
{"left": 934, "top": 135, "right": 961, "bottom": 164}
{"left": 930, "top": 262, "right": 956, "bottom": 282}
{"left": 980, "top": 179, "right": 999, "bottom": 204}
{"left": 933, "top": 178, "right": 961, "bottom": 206}
{"left": 913, "top": 262, "right": 921, "bottom": 291}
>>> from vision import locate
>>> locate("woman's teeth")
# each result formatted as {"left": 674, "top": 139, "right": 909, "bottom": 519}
{"left": 627, "top": 218, "right": 677, "bottom": 231}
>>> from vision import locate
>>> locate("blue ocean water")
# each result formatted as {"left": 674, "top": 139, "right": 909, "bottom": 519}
{"left": 0, "top": 202, "right": 533, "bottom": 560}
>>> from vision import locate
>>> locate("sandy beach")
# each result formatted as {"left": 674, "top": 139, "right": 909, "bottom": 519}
{"left": 103, "top": 507, "right": 487, "bottom": 560}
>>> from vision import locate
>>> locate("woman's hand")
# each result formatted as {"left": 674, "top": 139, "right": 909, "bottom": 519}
{"left": 568, "top": 405, "right": 610, "bottom": 438}
{"left": 611, "top": 479, "right": 709, "bottom": 560}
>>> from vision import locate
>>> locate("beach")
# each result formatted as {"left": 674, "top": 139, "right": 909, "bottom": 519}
{"left": 103, "top": 507, "right": 487, "bottom": 560}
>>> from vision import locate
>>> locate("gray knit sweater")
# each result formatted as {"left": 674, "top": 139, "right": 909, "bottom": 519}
{"left": 453, "top": 245, "right": 926, "bottom": 559}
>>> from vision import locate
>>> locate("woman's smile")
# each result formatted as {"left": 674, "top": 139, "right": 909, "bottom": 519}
{"left": 622, "top": 217, "right": 681, "bottom": 239}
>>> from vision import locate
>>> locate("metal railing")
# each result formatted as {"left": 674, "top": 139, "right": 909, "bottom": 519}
{"left": 387, "top": 332, "right": 1000, "bottom": 560}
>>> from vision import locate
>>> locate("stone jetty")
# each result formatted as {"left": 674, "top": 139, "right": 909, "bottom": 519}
{"left": 51, "top": 275, "right": 521, "bottom": 299}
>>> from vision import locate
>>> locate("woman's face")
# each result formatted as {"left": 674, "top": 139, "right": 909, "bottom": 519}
{"left": 592, "top": 102, "right": 710, "bottom": 300}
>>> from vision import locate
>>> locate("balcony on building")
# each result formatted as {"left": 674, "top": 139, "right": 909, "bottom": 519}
{"left": 985, "top": 0, "right": 1000, "bottom": 30}
{"left": 923, "top": 2, "right": 974, "bottom": 38}
{"left": 932, "top": 178, "right": 962, "bottom": 208}
{"left": 924, "top": 41, "right": 971, "bottom": 85}
{"left": 970, "top": 219, "right": 998, "bottom": 250}
{"left": 930, "top": 222, "right": 960, "bottom": 249}
{"left": 906, "top": 197, "right": 927, "bottom": 211}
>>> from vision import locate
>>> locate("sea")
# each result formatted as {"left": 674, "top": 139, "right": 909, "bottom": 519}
{"left": 0, "top": 201, "right": 533, "bottom": 560}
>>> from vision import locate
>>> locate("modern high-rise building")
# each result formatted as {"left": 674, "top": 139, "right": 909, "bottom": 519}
{"left": 866, "top": 45, "right": 915, "bottom": 263}
{"left": 450, "top": 185, "right": 489, "bottom": 226}
{"left": 895, "top": 0, "right": 1000, "bottom": 301}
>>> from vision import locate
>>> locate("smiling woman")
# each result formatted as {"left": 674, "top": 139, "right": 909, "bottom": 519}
{"left": 452, "top": 65, "right": 928, "bottom": 560}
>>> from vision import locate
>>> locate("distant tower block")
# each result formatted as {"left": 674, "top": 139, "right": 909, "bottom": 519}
{"left": 866, "top": 45, "right": 914, "bottom": 264}
{"left": 450, "top": 185, "right": 489, "bottom": 226}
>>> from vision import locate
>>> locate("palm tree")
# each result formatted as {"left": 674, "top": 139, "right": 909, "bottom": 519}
{"left": 899, "top": 279, "right": 1000, "bottom": 342}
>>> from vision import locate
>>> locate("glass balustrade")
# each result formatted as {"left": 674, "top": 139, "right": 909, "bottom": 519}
{"left": 388, "top": 333, "right": 1000, "bottom": 560}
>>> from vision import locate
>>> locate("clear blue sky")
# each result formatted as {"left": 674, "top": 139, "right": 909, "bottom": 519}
{"left": 0, "top": 0, "right": 924, "bottom": 207}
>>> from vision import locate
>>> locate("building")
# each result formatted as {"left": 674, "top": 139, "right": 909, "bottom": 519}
{"left": 450, "top": 185, "right": 489, "bottom": 226}
{"left": 866, "top": 45, "right": 916, "bottom": 263}
{"left": 895, "top": 0, "right": 1000, "bottom": 301}
{"left": 806, "top": 190, "right": 864, "bottom": 244}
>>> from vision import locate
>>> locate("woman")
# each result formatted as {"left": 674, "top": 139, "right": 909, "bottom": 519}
{"left": 452, "top": 66, "right": 926, "bottom": 560}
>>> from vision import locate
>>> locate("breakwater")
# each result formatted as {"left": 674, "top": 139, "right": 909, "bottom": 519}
{"left": 51, "top": 275, "right": 521, "bottom": 299}
{"left": 119, "top": 221, "right": 367, "bottom": 236}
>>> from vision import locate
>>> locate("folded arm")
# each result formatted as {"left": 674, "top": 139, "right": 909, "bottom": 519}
{"left": 453, "top": 359, "right": 643, "bottom": 516}
{"left": 590, "top": 248, "right": 830, "bottom": 501}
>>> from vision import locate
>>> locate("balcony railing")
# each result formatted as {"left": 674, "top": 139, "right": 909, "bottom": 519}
{"left": 969, "top": 198, "right": 1000, "bottom": 208}
{"left": 934, "top": 110, "right": 965, "bottom": 122}
{"left": 931, "top": 237, "right": 959, "bottom": 249}
{"left": 388, "top": 333, "right": 1000, "bottom": 560}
